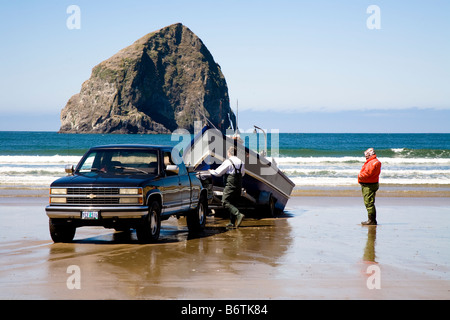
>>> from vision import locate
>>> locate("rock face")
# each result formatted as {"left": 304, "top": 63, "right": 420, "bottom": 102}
{"left": 59, "top": 23, "right": 235, "bottom": 134}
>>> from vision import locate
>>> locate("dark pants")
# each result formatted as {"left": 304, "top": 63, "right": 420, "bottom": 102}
{"left": 361, "top": 182, "right": 379, "bottom": 220}
{"left": 222, "top": 174, "right": 242, "bottom": 221}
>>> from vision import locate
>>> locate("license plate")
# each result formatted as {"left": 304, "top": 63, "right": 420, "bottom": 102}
{"left": 81, "top": 211, "right": 99, "bottom": 220}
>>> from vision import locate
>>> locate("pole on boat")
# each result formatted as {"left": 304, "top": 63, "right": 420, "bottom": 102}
{"left": 236, "top": 99, "right": 239, "bottom": 132}
{"left": 253, "top": 125, "right": 267, "bottom": 157}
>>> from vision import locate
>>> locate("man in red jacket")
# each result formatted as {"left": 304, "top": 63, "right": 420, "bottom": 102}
{"left": 358, "top": 148, "right": 381, "bottom": 225}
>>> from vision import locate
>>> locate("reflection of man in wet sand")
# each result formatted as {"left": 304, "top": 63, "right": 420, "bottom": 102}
{"left": 358, "top": 148, "right": 382, "bottom": 225}
{"left": 363, "top": 226, "right": 377, "bottom": 263}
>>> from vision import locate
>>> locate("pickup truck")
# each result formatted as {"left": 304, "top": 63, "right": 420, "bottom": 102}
{"left": 45, "top": 144, "right": 208, "bottom": 243}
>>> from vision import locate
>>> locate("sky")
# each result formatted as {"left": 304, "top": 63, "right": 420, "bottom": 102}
{"left": 0, "top": 0, "right": 449, "bottom": 133}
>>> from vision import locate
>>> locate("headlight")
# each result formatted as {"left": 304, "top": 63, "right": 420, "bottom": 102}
{"left": 50, "top": 197, "right": 67, "bottom": 204}
{"left": 119, "top": 197, "right": 142, "bottom": 204}
{"left": 50, "top": 188, "right": 67, "bottom": 195}
{"left": 119, "top": 188, "right": 142, "bottom": 195}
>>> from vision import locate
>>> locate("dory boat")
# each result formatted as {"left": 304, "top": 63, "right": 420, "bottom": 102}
{"left": 183, "top": 125, "right": 295, "bottom": 216}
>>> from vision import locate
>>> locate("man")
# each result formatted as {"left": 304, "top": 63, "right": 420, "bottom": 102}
{"left": 209, "top": 146, "right": 245, "bottom": 228}
{"left": 358, "top": 148, "right": 382, "bottom": 225}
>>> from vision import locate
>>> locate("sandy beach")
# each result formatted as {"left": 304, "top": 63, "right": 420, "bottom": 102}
{"left": 0, "top": 190, "right": 449, "bottom": 301}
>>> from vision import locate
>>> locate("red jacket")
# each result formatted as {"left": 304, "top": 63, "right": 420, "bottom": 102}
{"left": 358, "top": 155, "right": 381, "bottom": 184}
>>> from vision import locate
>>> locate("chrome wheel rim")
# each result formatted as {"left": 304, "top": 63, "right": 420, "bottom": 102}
{"left": 150, "top": 209, "right": 158, "bottom": 235}
{"left": 198, "top": 203, "right": 205, "bottom": 225}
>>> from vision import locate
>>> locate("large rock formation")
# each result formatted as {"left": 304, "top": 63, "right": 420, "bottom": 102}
{"left": 59, "top": 23, "right": 235, "bottom": 134}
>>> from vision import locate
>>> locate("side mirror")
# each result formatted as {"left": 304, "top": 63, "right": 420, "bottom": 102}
{"left": 65, "top": 164, "right": 74, "bottom": 176}
{"left": 165, "top": 164, "right": 179, "bottom": 174}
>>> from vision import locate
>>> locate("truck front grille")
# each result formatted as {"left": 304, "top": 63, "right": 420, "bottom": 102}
{"left": 67, "top": 188, "right": 120, "bottom": 195}
{"left": 60, "top": 187, "right": 137, "bottom": 206}
{"left": 66, "top": 197, "right": 120, "bottom": 205}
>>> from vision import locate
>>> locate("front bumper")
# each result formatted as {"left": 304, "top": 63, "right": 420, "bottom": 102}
{"left": 45, "top": 205, "right": 149, "bottom": 219}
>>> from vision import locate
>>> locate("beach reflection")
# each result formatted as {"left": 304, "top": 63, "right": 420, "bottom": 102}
{"left": 362, "top": 226, "right": 377, "bottom": 263}
{"left": 45, "top": 213, "right": 293, "bottom": 299}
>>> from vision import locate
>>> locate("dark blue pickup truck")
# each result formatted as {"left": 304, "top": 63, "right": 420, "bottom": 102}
{"left": 45, "top": 145, "right": 208, "bottom": 243}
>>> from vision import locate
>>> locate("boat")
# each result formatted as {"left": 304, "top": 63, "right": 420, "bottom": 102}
{"left": 183, "top": 125, "right": 295, "bottom": 216}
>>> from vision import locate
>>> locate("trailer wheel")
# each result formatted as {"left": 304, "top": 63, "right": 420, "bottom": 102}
{"left": 266, "top": 194, "right": 276, "bottom": 217}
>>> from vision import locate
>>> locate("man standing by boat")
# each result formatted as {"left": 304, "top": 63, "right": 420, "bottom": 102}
{"left": 358, "top": 148, "right": 382, "bottom": 225}
{"left": 209, "top": 145, "right": 245, "bottom": 228}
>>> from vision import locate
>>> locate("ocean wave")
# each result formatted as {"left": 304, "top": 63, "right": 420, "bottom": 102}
{"left": 277, "top": 147, "right": 450, "bottom": 159}
{"left": 276, "top": 154, "right": 450, "bottom": 186}
{"left": 0, "top": 166, "right": 65, "bottom": 175}
{"left": 283, "top": 169, "right": 450, "bottom": 184}
{"left": 274, "top": 156, "right": 361, "bottom": 164}
{"left": 0, "top": 154, "right": 448, "bottom": 188}
{"left": 0, "top": 175, "right": 62, "bottom": 186}
{"left": 290, "top": 177, "right": 450, "bottom": 186}
{"left": 0, "top": 155, "right": 77, "bottom": 187}
{"left": 0, "top": 155, "right": 82, "bottom": 165}
{"left": 387, "top": 148, "right": 450, "bottom": 159}
{"left": 274, "top": 156, "right": 450, "bottom": 165}
{"left": 282, "top": 168, "right": 450, "bottom": 176}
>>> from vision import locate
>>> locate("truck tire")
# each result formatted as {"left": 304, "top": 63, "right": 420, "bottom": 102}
{"left": 136, "top": 200, "right": 161, "bottom": 243}
{"left": 187, "top": 195, "right": 207, "bottom": 233}
{"left": 49, "top": 219, "right": 76, "bottom": 243}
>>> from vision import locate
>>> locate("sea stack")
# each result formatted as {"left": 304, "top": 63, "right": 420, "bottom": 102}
{"left": 59, "top": 23, "right": 235, "bottom": 134}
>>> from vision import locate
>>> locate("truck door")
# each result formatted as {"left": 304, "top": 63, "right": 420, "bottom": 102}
{"left": 161, "top": 151, "right": 182, "bottom": 214}
{"left": 177, "top": 161, "right": 192, "bottom": 211}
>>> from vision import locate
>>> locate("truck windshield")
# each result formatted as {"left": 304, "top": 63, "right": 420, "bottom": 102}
{"left": 77, "top": 149, "right": 158, "bottom": 175}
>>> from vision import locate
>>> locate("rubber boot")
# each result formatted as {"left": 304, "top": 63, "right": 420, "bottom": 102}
{"left": 361, "top": 213, "right": 377, "bottom": 225}
{"left": 235, "top": 213, "right": 245, "bottom": 228}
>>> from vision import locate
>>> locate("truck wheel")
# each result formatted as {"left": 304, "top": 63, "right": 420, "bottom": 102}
{"left": 137, "top": 200, "right": 161, "bottom": 243}
{"left": 49, "top": 219, "right": 76, "bottom": 243}
{"left": 187, "top": 195, "right": 207, "bottom": 233}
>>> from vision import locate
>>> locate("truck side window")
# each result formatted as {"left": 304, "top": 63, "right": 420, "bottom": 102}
{"left": 164, "top": 152, "right": 174, "bottom": 167}
{"left": 164, "top": 152, "right": 177, "bottom": 176}
{"left": 164, "top": 151, "right": 188, "bottom": 176}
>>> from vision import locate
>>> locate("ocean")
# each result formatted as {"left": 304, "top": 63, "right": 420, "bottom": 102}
{"left": 0, "top": 131, "right": 449, "bottom": 193}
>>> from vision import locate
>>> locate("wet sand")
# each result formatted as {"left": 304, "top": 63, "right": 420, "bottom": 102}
{"left": 0, "top": 195, "right": 449, "bottom": 300}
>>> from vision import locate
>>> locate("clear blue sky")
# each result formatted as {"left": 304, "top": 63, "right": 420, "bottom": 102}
{"left": 0, "top": 0, "right": 449, "bottom": 132}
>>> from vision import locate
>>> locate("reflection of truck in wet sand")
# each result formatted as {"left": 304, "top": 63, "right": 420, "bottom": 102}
{"left": 45, "top": 145, "right": 208, "bottom": 243}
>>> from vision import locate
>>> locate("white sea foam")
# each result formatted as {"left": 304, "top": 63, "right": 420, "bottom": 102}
{"left": 290, "top": 176, "right": 450, "bottom": 186}
{"left": 0, "top": 166, "right": 65, "bottom": 174}
{"left": 274, "top": 156, "right": 450, "bottom": 165}
{"left": 0, "top": 155, "right": 81, "bottom": 187}
{"left": 275, "top": 156, "right": 450, "bottom": 186}
{"left": 0, "top": 175, "right": 62, "bottom": 186}
{"left": 0, "top": 155, "right": 449, "bottom": 188}
{"left": 0, "top": 155, "right": 81, "bottom": 165}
